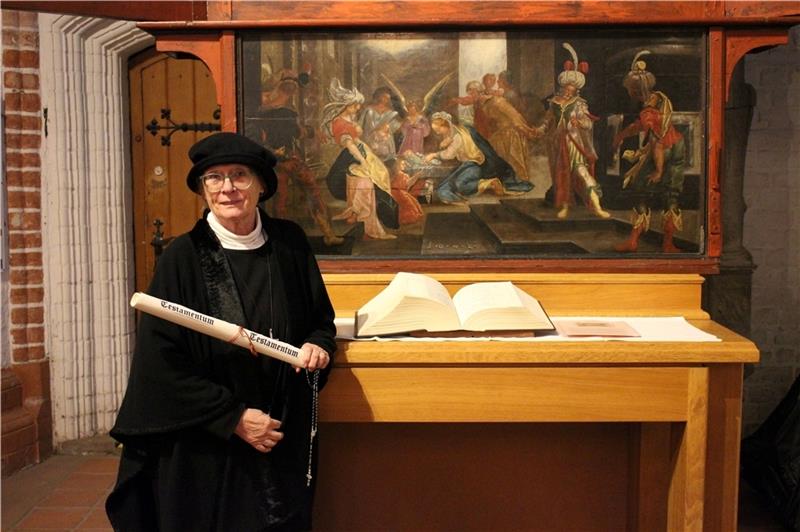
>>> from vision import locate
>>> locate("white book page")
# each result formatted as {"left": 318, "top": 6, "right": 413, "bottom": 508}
{"left": 357, "top": 272, "right": 459, "bottom": 334}
{"left": 513, "top": 286, "right": 552, "bottom": 326}
{"left": 452, "top": 282, "right": 520, "bottom": 328}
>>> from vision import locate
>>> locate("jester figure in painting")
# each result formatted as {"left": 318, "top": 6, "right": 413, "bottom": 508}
{"left": 612, "top": 50, "right": 686, "bottom": 253}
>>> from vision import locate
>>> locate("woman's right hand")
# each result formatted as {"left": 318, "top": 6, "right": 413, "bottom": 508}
{"left": 234, "top": 408, "right": 283, "bottom": 453}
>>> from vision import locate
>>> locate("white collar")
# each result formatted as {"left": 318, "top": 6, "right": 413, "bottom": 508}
{"left": 206, "top": 211, "right": 267, "bottom": 250}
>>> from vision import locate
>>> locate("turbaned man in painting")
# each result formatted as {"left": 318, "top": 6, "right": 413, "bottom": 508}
{"left": 536, "top": 43, "right": 609, "bottom": 220}
{"left": 612, "top": 50, "right": 686, "bottom": 253}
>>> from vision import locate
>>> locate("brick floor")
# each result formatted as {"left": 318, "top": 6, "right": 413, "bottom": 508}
{"left": 2, "top": 455, "right": 118, "bottom": 532}
{"left": 1, "top": 446, "right": 789, "bottom": 531}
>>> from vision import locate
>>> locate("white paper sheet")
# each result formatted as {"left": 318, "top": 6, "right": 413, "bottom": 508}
{"left": 334, "top": 316, "right": 721, "bottom": 342}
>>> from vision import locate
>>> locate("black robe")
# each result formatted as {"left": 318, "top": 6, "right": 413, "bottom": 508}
{"left": 106, "top": 210, "right": 336, "bottom": 531}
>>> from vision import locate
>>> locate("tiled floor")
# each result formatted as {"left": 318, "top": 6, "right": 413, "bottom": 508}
{"left": 2, "top": 453, "right": 118, "bottom": 531}
{"left": 1, "top": 444, "right": 791, "bottom": 531}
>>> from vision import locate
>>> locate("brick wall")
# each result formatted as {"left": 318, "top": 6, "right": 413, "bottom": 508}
{"left": 1, "top": 8, "right": 51, "bottom": 475}
{"left": 741, "top": 25, "right": 800, "bottom": 435}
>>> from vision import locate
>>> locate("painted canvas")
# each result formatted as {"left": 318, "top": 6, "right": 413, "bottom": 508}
{"left": 239, "top": 29, "right": 706, "bottom": 258}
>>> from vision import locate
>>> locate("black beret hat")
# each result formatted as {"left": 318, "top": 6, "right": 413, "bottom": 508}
{"left": 186, "top": 132, "right": 278, "bottom": 201}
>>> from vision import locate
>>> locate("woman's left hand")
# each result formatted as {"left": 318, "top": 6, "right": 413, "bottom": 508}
{"left": 297, "top": 342, "right": 331, "bottom": 373}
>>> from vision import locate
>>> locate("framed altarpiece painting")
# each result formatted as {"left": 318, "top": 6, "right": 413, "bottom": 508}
{"left": 143, "top": 1, "right": 796, "bottom": 274}
{"left": 238, "top": 29, "right": 707, "bottom": 262}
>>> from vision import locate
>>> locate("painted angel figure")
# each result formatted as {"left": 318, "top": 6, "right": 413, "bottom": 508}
{"left": 379, "top": 71, "right": 455, "bottom": 157}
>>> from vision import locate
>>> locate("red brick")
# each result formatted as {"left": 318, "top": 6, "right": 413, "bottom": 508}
{"left": 21, "top": 92, "right": 40, "bottom": 111}
{"left": 13, "top": 344, "right": 46, "bottom": 363}
{"left": 5, "top": 152, "right": 41, "bottom": 170}
{"left": 6, "top": 169, "right": 42, "bottom": 187}
{"left": 7, "top": 211, "right": 41, "bottom": 231}
{"left": 7, "top": 190, "right": 41, "bottom": 210}
{"left": 8, "top": 231, "right": 42, "bottom": 248}
{"left": 5, "top": 132, "right": 41, "bottom": 149}
{"left": 9, "top": 268, "right": 43, "bottom": 284}
{"left": 4, "top": 70, "right": 21, "bottom": 88}
{"left": 4, "top": 113, "right": 41, "bottom": 131}
{"left": 5, "top": 151, "right": 41, "bottom": 170}
{"left": 11, "top": 326, "right": 44, "bottom": 344}
{"left": 5, "top": 92, "right": 40, "bottom": 112}
{"left": 3, "top": 71, "right": 38, "bottom": 90}
{"left": 2, "top": 10, "right": 20, "bottom": 26}
{"left": 1, "top": 423, "right": 36, "bottom": 451}
{"left": 9, "top": 251, "right": 43, "bottom": 267}
{"left": 3, "top": 49, "right": 19, "bottom": 65}
{"left": 4, "top": 91, "right": 20, "bottom": 110}
{"left": 10, "top": 287, "right": 44, "bottom": 305}
{"left": 3, "top": 49, "right": 38, "bottom": 68}
{"left": 21, "top": 152, "right": 40, "bottom": 167}
{"left": 3, "top": 30, "right": 39, "bottom": 48}
{"left": 11, "top": 306, "right": 44, "bottom": 324}
{"left": 26, "top": 344, "right": 46, "bottom": 361}
{"left": 12, "top": 346, "right": 30, "bottom": 363}
{"left": 1, "top": 444, "right": 38, "bottom": 477}
{"left": 17, "top": 11, "right": 39, "bottom": 28}
{"left": 13, "top": 361, "right": 51, "bottom": 400}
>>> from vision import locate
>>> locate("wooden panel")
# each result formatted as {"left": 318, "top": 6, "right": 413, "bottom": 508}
{"left": 630, "top": 423, "right": 672, "bottom": 531}
{"left": 315, "top": 422, "right": 634, "bottom": 531}
{"left": 324, "top": 273, "right": 709, "bottom": 319}
{"left": 708, "top": 29, "right": 725, "bottom": 258}
{"left": 320, "top": 367, "right": 692, "bottom": 423}
{"left": 703, "top": 364, "right": 745, "bottom": 531}
{"left": 184, "top": 1, "right": 800, "bottom": 27}
{"left": 666, "top": 368, "right": 708, "bottom": 531}
{"left": 725, "top": 1, "right": 800, "bottom": 18}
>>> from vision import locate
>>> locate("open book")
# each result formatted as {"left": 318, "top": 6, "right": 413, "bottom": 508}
{"left": 354, "top": 272, "right": 554, "bottom": 337}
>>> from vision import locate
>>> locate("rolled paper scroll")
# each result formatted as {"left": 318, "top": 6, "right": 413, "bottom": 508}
{"left": 130, "top": 292, "right": 303, "bottom": 368}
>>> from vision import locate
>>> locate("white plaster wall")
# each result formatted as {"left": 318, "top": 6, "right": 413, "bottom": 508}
{"left": 742, "top": 24, "right": 800, "bottom": 434}
{"left": 38, "top": 14, "right": 152, "bottom": 442}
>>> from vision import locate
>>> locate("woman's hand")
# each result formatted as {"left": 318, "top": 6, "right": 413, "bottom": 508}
{"left": 234, "top": 408, "right": 283, "bottom": 453}
{"left": 296, "top": 342, "right": 331, "bottom": 373}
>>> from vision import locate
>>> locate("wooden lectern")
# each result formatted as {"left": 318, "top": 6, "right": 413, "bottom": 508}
{"left": 316, "top": 273, "right": 758, "bottom": 530}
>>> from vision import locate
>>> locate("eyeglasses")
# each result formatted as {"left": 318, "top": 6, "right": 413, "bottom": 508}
{"left": 199, "top": 169, "right": 255, "bottom": 193}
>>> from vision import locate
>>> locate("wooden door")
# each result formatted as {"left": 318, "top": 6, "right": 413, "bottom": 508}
{"left": 129, "top": 48, "right": 219, "bottom": 292}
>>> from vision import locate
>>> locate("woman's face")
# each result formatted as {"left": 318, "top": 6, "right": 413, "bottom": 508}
{"left": 201, "top": 163, "right": 263, "bottom": 231}
{"left": 345, "top": 102, "right": 361, "bottom": 115}
{"left": 431, "top": 120, "right": 449, "bottom": 136}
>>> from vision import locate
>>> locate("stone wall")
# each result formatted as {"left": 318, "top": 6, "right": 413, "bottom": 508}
{"left": 741, "top": 25, "right": 800, "bottom": 435}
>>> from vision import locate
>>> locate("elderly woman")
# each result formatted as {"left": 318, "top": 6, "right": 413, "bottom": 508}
{"left": 537, "top": 43, "right": 609, "bottom": 220}
{"left": 323, "top": 79, "right": 398, "bottom": 240}
{"left": 424, "top": 111, "right": 533, "bottom": 204}
{"left": 106, "top": 132, "right": 336, "bottom": 531}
